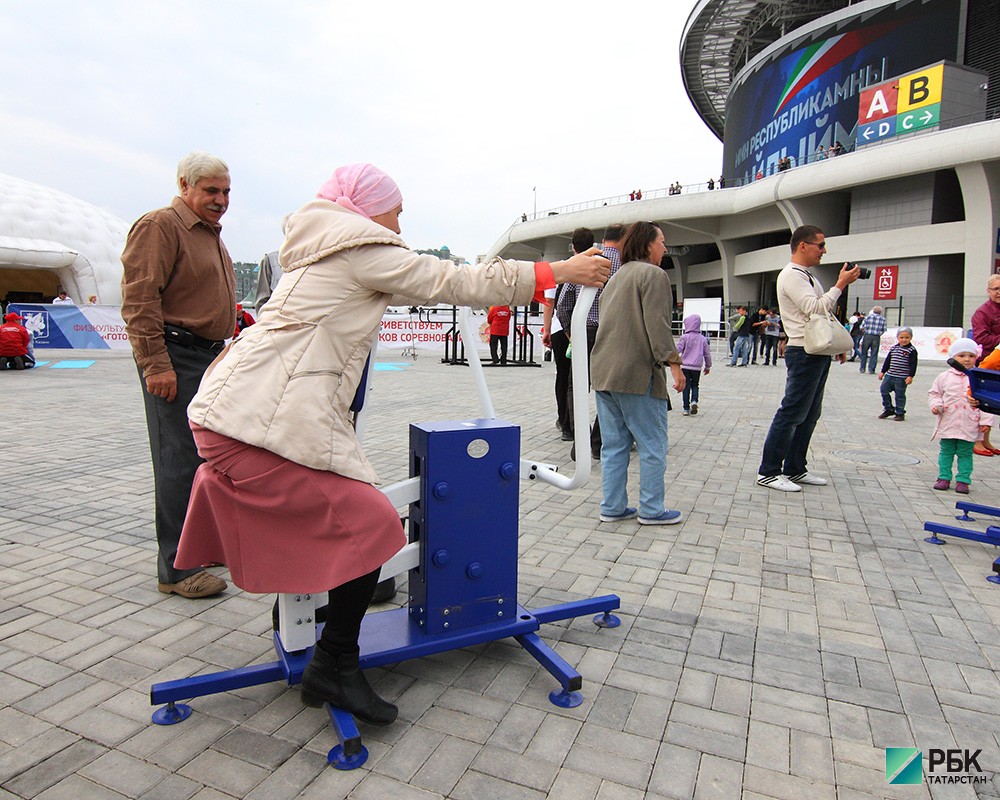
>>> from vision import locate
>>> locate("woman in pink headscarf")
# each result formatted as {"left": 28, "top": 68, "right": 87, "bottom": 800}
{"left": 176, "top": 163, "right": 609, "bottom": 725}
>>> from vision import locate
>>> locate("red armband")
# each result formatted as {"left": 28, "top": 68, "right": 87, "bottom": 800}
{"left": 532, "top": 262, "right": 556, "bottom": 305}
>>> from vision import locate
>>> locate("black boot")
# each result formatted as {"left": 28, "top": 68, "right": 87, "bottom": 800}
{"left": 371, "top": 576, "right": 396, "bottom": 604}
{"left": 300, "top": 646, "right": 397, "bottom": 725}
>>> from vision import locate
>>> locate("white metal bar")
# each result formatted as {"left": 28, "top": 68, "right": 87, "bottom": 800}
{"left": 380, "top": 477, "right": 420, "bottom": 508}
{"left": 532, "top": 286, "right": 598, "bottom": 489}
{"left": 458, "top": 306, "right": 496, "bottom": 419}
{"left": 276, "top": 592, "right": 321, "bottom": 652}
{"left": 378, "top": 541, "right": 420, "bottom": 582}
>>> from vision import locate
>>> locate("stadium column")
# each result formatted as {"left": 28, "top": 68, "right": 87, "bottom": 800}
{"left": 955, "top": 161, "right": 1000, "bottom": 322}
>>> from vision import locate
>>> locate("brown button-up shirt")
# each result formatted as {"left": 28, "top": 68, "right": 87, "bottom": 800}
{"left": 121, "top": 196, "right": 236, "bottom": 378}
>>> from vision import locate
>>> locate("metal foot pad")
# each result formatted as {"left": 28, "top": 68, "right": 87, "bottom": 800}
{"left": 328, "top": 743, "right": 369, "bottom": 770}
{"left": 152, "top": 703, "right": 192, "bottom": 725}
{"left": 593, "top": 612, "right": 621, "bottom": 628}
{"left": 549, "top": 689, "right": 583, "bottom": 708}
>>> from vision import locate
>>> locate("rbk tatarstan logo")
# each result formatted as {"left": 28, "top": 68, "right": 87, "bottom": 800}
{"left": 886, "top": 748, "right": 923, "bottom": 784}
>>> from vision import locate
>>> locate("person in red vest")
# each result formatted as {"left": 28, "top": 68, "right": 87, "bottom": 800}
{"left": 234, "top": 304, "right": 256, "bottom": 337}
{"left": 487, "top": 304, "right": 511, "bottom": 365}
{"left": 0, "top": 312, "right": 33, "bottom": 370}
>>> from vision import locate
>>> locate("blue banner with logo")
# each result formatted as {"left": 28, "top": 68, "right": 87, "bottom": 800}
{"left": 9, "top": 304, "right": 130, "bottom": 350}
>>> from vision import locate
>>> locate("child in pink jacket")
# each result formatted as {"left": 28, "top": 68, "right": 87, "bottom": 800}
{"left": 929, "top": 338, "right": 994, "bottom": 493}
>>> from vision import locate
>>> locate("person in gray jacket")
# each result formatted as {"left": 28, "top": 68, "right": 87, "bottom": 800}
{"left": 591, "top": 221, "right": 685, "bottom": 525}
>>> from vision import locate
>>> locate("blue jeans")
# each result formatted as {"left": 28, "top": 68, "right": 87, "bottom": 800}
{"left": 730, "top": 336, "right": 751, "bottom": 366}
{"left": 596, "top": 384, "right": 668, "bottom": 518}
{"left": 880, "top": 375, "right": 908, "bottom": 415}
{"left": 762, "top": 336, "right": 778, "bottom": 364}
{"left": 681, "top": 368, "right": 701, "bottom": 409}
{"left": 859, "top": 333, "right": 881, "bottom": 373}
{"left": 757, "top": 346, "right": 831, "bottom": 477}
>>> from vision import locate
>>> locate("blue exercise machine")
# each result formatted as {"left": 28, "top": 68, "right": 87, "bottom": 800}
{"left": 923, "top": 502, "right": 1000, "bottom": 585}
{"left": 150, "top": 290, "right": 621, "bottom": 769}
{"left": 922, "top": 367, "right": 1000, "bottom": 584}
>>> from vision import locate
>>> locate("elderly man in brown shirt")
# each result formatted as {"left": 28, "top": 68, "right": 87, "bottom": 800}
{"left": 121, "top": 152, "right": 236, "bottom": 598}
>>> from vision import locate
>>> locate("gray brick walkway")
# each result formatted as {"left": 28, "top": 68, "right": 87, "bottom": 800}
{"left": 2, "top": 349, "right": 1000, "bottom": 798}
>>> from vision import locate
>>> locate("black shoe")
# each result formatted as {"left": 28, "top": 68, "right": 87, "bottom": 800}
{"left": 0, "top": 357, "right": 7, "bottom": 369}
{"left": 570, "top": 443, "right": 576, "bottom": 461}
{"left": 300, "top": 647, "right": 398, "bottom": 725}
{"left": 12, "top": 356, "right": 25, "bottom": 370}
{"left": 893, "top": 414, "right": 905, "bottom": 421}
{"left": 878, "top": 410, "right": 894, "bottom": 419}
{"left": 560, "top": 428, "right": 574, "bottom": 441}
{"left": 371, "top": 576, "right": 396, "bottom": 603}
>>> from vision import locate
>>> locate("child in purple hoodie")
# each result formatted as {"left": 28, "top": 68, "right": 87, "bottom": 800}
{"left": 676, "top": 314, "right": 712, "bottom": 415}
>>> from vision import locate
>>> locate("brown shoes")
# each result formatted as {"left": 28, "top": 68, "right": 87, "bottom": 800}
{"left": 158, "top": 571, "right": 227, "bottom": 598}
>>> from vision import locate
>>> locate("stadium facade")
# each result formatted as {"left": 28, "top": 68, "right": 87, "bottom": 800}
{"left": 486, "top": 0, "right": 1000, "bottom": 326}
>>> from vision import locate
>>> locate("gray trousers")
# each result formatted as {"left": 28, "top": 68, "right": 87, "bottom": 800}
{"left": 138, "top": 339, "right": 219, "bottom": 583}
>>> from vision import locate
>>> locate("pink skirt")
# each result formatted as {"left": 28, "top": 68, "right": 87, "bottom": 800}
{"left": 175, "top": 425, "right": 405, "bottom": 594}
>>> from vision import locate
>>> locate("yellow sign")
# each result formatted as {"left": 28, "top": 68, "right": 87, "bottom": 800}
{"left": 897, "top": 64, "right": 944, "bottom": 113}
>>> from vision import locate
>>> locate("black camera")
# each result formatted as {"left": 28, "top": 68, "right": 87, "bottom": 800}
{"left": 854, "top": 264, "right": 872, "bottom": 280}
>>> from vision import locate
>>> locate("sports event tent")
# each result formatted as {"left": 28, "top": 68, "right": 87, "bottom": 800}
{"left": 0, "top": 173, "right": 127, "bottom": 306}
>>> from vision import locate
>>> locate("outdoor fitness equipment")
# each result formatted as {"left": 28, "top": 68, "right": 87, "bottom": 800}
{"left": 923, "top": 502, "right": 1000, "bottom": 584}
{"left": 150, "top": 288, "right": 621, "bottom": 769}
{"left": 921, "top": 368, "right": 1000, "bottom": 584}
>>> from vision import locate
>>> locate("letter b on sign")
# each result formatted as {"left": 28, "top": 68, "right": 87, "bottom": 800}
{"left": 898, "top": 65, "right": 943, "bottom": 112}
{"left": 909, "top": 76, "right": 929, "bottom": 106}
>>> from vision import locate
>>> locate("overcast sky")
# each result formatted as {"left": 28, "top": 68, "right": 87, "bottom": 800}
{"left": 1, "top": 1, "right": 723, "bottom": 263}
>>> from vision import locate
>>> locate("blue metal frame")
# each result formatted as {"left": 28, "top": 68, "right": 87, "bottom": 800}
{"left": 150, "top": 418, "right": 622, "bottom": 770}
{"left": 923, "top": 501, "right": 1000, "bottom": 583}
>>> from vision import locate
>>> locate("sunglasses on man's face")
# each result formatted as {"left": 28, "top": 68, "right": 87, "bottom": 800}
{"left": 805, "top": 240, "right": 827, "bottom": 249}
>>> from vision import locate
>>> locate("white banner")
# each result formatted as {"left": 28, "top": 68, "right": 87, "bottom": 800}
{"left": 879, "top": 327, "right": 963, "bottom": 361}
{"left": 378, "top": 309, "right": 548, "bottom": 356}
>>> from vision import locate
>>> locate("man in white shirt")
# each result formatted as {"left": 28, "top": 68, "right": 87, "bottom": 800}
{"left": 52, "top": 290, "right": 75, "bottom": 305}
{"left": 756, "top": 225, "right": 860, "bottom": 492}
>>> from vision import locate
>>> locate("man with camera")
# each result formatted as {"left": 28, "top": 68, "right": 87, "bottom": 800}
{"left": 756, "top": 226, "right": 860, "bottom": 492}
{"left": 121, "top": 152, "right": 236, "bottom": 598}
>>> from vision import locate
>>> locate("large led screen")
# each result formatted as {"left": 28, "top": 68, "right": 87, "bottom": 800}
{"left": 722, "top": 0, "right": 960, "bottom": 184}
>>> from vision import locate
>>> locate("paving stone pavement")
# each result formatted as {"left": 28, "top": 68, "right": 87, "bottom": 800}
{"left": 2, "top": 347, "right": 1000, "bottom": 799}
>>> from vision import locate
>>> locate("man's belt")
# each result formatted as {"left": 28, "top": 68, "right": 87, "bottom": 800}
{"left": 164, "top": 323, "right": 225, "bottom": 352}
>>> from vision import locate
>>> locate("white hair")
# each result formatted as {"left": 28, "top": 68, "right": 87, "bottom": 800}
{"left": 176, "top": 151, "right": 229, "bottom": 191}
{"left": 987, "top": 274, "right": 1000, "bottom": 289}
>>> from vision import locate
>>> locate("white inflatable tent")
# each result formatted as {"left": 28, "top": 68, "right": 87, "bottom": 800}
{"left": 0, "top": 173, "right": 128, "bottom": 306}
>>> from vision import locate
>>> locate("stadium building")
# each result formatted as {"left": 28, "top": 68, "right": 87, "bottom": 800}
{"left": 486, "top": 0, "right": 1000, "bottom": 327}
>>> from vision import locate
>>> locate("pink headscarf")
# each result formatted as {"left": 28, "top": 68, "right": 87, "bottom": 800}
{"left": 316, "top": 163, "right": 403, "bottom": 219}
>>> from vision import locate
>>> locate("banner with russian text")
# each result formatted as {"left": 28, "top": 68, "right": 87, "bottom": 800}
{"left": 9, "top": 304, "right": 130, "bottom": 350}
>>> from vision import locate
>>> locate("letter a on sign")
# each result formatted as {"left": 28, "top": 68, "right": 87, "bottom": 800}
{"left": 867, "top": 90, "right": 891, "bottom": 119}
{"left": 858, "top": 82, "right": 897, "bottom": 124}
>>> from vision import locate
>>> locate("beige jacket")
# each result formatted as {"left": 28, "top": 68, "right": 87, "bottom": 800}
{"left": 188, "top": 200, "right": 537, "bottom": 483}
{"left": 776, "top": 262, "right": 842, "bottom": 347}
{"left": 591, "top": 260, "right": 680, "bottom": 400}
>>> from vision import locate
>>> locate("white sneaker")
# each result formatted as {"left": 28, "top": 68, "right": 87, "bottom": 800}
{"left": 787, "top": 472, "right": 828, "bottom": 486}
{"left": 756, "top": 474, "right": 802, "bottom": 492}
